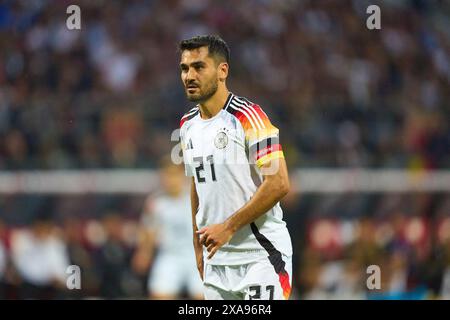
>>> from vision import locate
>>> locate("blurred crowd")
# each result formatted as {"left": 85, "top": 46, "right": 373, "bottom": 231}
{"left": 0, "top": 0, "right": 449, "bottom": 170}
{"left": 0, "top": 191, "right": 449, "bottom": 299}
{"left": 0, "top": 208, "right": 147, "bottom": 299}
{"left": 283, "top": 191, "right": 450, "bottom": 299}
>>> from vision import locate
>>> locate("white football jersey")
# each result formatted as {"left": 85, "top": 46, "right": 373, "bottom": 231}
{"left": 179, "top": 93, "right": 292, "bottom": 265}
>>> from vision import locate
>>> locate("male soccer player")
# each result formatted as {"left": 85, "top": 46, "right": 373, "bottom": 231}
{"left": 178, "top": 35, "right": 293, "bottom": 300}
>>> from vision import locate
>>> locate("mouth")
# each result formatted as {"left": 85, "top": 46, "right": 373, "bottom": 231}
{"left": 186, "top": 85, "right": 199, "bottom": 94}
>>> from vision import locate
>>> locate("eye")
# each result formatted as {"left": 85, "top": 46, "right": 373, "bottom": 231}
{"left": 193, "top": 63, "right": 205, "bottom": 71}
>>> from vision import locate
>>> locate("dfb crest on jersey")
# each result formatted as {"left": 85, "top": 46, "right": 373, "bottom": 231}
{"left": 214, "top": 129, "right": 229, "bottom": 149}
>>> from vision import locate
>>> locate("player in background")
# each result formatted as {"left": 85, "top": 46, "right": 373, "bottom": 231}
{"left": 178, "top": 35, "right": 293, "bottom": 300}
{"left": 132, "top": 157, "right": 203, "bottom": 300}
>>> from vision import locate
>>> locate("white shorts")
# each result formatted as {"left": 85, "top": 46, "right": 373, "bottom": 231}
{"left": 148, "top": 252, "right": 203, "bottom": 297}
{"left": 203, "top": 254, "right": 292, "bottom": 300}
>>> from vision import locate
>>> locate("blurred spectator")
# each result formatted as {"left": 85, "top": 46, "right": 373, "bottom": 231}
{"left": 62, "top": 216, "right": 99, "bottom": 298}
{"left": 95, "top": 212, "right": 141, "bottom": 299}
{"left": 306, "top": 259, "right": 366, "bottom": 300}
{"left": 438, "top": 231, "right": 450, "bottom": 299}
{"left": 0, "top": 219, "right": 6, "bottom": 298}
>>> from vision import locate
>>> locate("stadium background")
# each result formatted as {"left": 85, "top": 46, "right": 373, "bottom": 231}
{"left": 0, "top": 0, "right": 449, "bottom": 299}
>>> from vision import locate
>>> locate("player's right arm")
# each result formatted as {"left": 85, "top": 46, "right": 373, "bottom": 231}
{"left": 190, "top": 177, "right": 203, "bottom": 281}
{"left": 180, "top": 111, "right": 203, "bottom": 280}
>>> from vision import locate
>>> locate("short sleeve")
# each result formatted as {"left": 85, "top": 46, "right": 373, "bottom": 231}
{"left": 180, "top": 126, "right": 194, "bottom": 177}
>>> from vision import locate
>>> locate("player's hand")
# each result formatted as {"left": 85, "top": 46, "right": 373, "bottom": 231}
{"left": 197, "top": 223, "right": 234, "bottom": 259}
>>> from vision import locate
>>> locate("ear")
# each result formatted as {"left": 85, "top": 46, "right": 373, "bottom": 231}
{"left": 218, "top": 62, "right": 229, "bottom": 82}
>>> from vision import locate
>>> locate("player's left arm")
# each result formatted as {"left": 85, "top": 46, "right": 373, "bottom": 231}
{"left": 198, "top": 157, "right": 290, "bottom": 259}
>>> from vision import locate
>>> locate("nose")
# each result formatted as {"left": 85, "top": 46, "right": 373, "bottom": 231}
{"left": 185, "top": 67, "right": 196, "bottom": 83}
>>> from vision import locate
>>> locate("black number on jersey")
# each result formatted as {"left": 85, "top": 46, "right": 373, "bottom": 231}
{"left": 206, "top": 155, "right": 216, "bottom": 181}
{"left": 194, "top": 155, "right": 217, "bottom": 183}
{"left": 249, "top": 285, "right": 274, "bottom": 300}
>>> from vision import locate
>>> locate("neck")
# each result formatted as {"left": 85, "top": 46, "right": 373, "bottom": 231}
{"left": 198, "top": 86, "right": 229, "bottom": 119}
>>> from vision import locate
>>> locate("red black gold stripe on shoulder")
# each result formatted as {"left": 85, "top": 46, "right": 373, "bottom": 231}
{"left": 180, "top": 107, "right": 199, "bottom": 128}
{"left": 225, "top": 95, "right": 284, "bottom": 167}
{"left": 225, "top": 95, "right": 271, "bottom": 132}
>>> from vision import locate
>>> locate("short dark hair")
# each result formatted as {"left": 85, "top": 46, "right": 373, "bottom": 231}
{"left": 179, "top": 35, "right": 230, "bottom": 64}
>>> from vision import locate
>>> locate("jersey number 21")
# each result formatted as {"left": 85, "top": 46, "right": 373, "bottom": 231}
{"left": 193, "top": 155, "right": 216, "bottom": 183}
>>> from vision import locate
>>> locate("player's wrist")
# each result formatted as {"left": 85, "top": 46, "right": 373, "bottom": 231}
{"left": 223, "top": 218, "right": 238, "bottom": 235}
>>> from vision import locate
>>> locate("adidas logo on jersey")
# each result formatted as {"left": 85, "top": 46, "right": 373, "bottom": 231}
{"left": 186, "top": 138, "right": 194, "bottom": 150}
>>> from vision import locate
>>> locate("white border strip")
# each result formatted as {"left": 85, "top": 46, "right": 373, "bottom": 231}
{"left": 0, "top": 169, "right": 448, "bottom": 194}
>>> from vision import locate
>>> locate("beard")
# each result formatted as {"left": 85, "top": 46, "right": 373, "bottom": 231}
{"left": 186, "top": 79, "right": 218, "bottom": 103}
